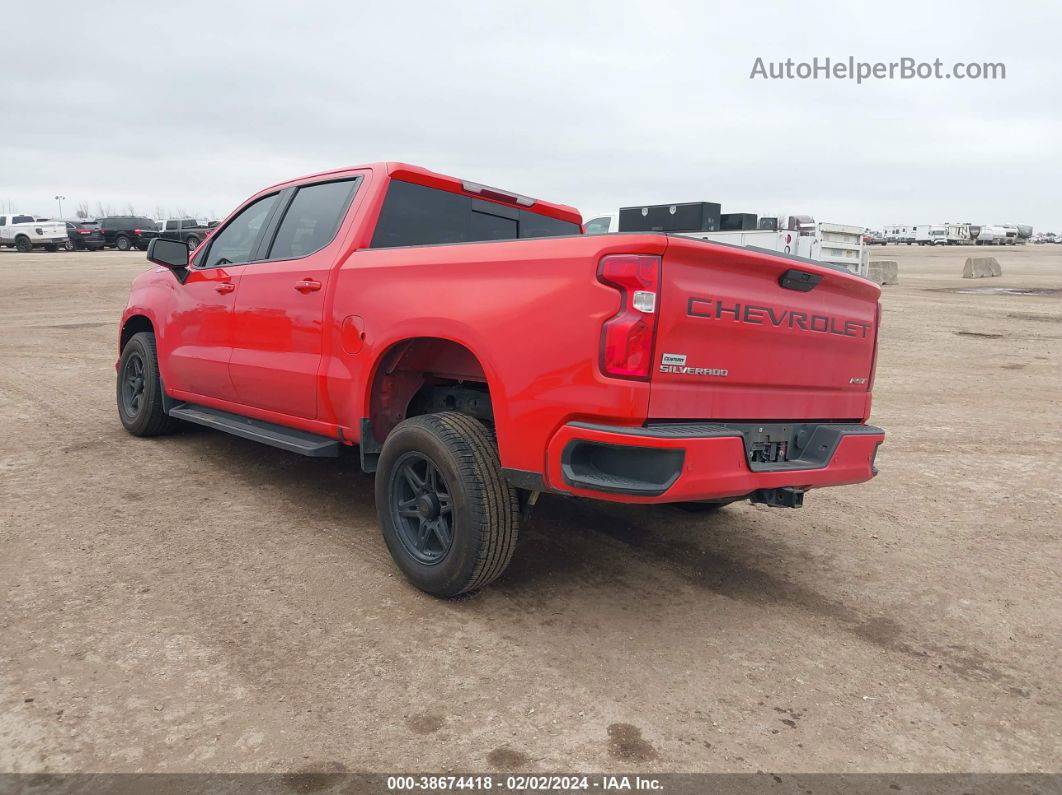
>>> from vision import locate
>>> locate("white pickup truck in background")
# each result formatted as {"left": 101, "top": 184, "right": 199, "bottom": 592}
{"left": 0, "top": 214, "right": 69, "bottom": 252}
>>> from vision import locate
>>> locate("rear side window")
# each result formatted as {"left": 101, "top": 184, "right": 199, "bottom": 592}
{"left": 267, "top": 178, "right": 359, "bottom": 260}
{"left": 13, "top": 215, "right": 34, "bottom": 224}
{"left": 369, "top": 180, "right": 580, "bottom": 248}
{"left": 201, "top": 194, "right": 278, "bottom": 267}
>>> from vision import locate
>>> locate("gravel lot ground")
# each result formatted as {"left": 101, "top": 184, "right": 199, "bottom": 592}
{"left": 1, "top": 245, "right": 1060, "bottom": 775}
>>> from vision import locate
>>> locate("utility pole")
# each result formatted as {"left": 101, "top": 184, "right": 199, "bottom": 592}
{"left": 55, "top": 195, "right": 66, "bottom": 219}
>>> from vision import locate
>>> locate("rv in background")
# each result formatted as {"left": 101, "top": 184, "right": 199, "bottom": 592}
{"left": 915, "top": 224, "right": 947, "bottom": 245}
{"left": 883, "top": 224, "right": 915, "bottom": 244}
{"left": 977, "top": 225, "right": 1011, "bottom": 245}
{"left": 945, "top": 223, "right": 973, "bottom": 245}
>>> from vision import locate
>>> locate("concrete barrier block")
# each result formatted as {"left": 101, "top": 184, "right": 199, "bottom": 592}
{"left": 868, "top": 260, "right": 899, "bottom": 286}
{"left": 963, "top": 256, "right": 1002, "bottom": 278}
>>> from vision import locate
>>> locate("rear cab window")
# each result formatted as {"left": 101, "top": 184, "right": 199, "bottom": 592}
{"left": 369, "top": 180, "right": 581, "bottom": 248}
{"left": 266, "top": 178, "right": 360, "bottom": 260}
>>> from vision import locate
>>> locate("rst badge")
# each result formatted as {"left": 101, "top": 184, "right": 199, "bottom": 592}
{"left": 660, "top": 353, "right": 728, "bottom": 377}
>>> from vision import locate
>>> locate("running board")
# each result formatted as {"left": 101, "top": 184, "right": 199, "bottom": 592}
{"left": 168, "top": 403, "right": 340, "bottom": 457}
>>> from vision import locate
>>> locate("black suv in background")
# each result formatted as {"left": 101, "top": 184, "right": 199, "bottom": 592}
{"left": 65, "top": 221, "right": 105, "bottom": 251}
{"left": 96, "top": 216, "right": 160, "bottom": 251}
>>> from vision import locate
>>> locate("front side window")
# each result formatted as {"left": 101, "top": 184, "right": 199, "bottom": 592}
{"left": 0, "top": 217, "right": 6, "bottom": 226}
{"left": 267, "top": 179, "right": 359, "bottom": 260}
{"left": 201, "top": 194, "right": 278, "bottom": 267}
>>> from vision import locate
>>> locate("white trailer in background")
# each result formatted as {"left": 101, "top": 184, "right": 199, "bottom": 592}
{"left": 945, "top": 223, "right": 973, "bottom": 245}
{"left": 883, "top": 224, "right": 915, "bottom": 244}
{"left": 1010, "top": 224, "right": 1032, "bottom": 244}
{"left": 582, "top": 212, "right": 869, "bottom": 277}
{"left": 915, "top": 224, "right": 947, "bottom": 245}
{"left": 812, "top": 219, "right": 868, "bottom": 274}
{"left": 976, "top": 225, "right": 1011, "bottom": 245}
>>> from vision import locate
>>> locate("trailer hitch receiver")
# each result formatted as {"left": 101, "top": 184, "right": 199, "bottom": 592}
{"left": 750, "top": 487, "right": 805, "bottom": 508}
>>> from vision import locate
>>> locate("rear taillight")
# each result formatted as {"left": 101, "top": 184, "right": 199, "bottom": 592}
{"left": 133, "top": 229, "right": 143, "bottom": 235}
{"left": 78, "top": 229, "right": 90, "bottom": 235}
{"left": 597, "top": 254, "right": 661, "bottom": 380}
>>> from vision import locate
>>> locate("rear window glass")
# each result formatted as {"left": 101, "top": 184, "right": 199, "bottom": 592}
{"left": 369, "top": 180, "right": 580, "bottom": 248}
{"left": 267, "top": 178, "right": 359, "bottom": 260}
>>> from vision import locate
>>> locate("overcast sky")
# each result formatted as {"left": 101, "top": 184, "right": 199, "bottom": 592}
{"left": 3, "top": 1, "right": 1060, "bottom": 230}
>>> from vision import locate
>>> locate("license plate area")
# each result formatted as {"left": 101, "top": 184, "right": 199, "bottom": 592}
{"left": 742, "top": 424, "right": 797, "bottom": 465}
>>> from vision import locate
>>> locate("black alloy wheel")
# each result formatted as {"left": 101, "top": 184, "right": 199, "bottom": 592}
{"left": 390, "top": 452, "right": 455, "bottom": 564}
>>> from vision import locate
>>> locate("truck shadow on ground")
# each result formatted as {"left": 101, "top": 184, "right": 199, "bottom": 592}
{"left": 170, "top": 424, "right": 1035, "bottom": 700}
{"left": 502, "top": 495, "right": 1036, "bottom": 699}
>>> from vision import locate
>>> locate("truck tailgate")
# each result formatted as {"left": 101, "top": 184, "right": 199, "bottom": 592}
{"left": 650, "top": 237, "right": 880, "bottom": 421}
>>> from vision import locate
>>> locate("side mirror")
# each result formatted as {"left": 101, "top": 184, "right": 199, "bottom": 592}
{"left": 147, "top": 237, "right": 189, "bottom": 269}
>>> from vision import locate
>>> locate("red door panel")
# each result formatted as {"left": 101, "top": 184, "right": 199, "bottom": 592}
{"left": 162, "top": 265, "right": 244, "bottom": 401}
{"left": 228, "top": 260, "right": 329, "bottom": 419}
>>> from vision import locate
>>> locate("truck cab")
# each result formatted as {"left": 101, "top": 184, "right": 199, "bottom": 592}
{"left": 915, "top": 224, "right": 947, "bottom": 245}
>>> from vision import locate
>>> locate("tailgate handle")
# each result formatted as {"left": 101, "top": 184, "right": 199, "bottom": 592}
{"left": 779, "top": 269, "right": 821, "bottom": 292}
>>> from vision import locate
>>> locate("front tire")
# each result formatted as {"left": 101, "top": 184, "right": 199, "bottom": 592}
{"left": 186, "top": 236, "right": 200, "bottom": 251}
{"left": 375, "top": 412, "right": 521, "bottom": 597}
{"left": 117, "top": 332, "right": 178, "bottom": 437}
{"left": 64, "top": 240, "right": 75, "bottom": 251}
{"left": 15, "top": 236, "right": 31, "bottom": 253}
{"left": 115, "top": 235, "right": 131, "bottom": 251}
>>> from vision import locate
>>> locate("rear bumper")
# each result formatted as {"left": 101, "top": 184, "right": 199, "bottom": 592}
{"left": 543, "top": 421, "right": 883, "bottom": 503}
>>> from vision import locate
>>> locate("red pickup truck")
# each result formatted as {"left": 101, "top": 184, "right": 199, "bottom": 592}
{"left": 117, "top": 162, "right": 884, "bottom": 597}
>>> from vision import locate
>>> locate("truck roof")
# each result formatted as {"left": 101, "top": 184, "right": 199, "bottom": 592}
{"left": 259, "top": 162, "right": 582, "bottom": 225}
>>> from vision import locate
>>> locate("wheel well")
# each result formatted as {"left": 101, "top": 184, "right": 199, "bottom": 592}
{"left": 120, "top": 315, "right": 154, "bottom": 351}
{"left": 367, "top": 338, "right": 491, "bottom": 446}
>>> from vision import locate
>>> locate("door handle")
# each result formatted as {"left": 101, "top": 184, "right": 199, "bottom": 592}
{"left": 294, "top": 278, "right": 322, "bottom": 293}
{"left": 215, "top": 282, "right": 235, "bottom": 294}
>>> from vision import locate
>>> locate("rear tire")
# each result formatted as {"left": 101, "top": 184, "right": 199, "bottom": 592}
{"left": 115, "top": 236, "right": 131, "bottom": 251}
{"left": 117, "top": 332, "right": 178, "bottom": 437}
{"left": 44, "top": 243, "right": 58, "bottom": 252}
{"left": 375, "top": 412, "right": 521, "bottom": 597}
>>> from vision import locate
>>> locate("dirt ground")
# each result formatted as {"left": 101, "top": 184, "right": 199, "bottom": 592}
{"left": 1, "top": 244, "right": 1060, "bottom": 775}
